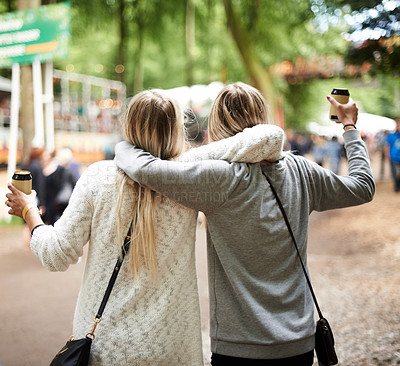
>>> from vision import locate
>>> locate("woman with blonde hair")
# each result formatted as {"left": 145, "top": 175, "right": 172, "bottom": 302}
{"left": 114, "top": 82, "right": 375, "bottom": 365}
{"left": 6, "top": 88, "right": 284, "bottom": 365}
{"left": 208, "top": 82, "right": 271, "bottom": 142}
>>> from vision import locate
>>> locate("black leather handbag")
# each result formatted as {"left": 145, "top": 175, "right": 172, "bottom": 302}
{"left": 315, "top": 317, "right": 338, "bottom": 366}
{"left": 50, "top": 224, "right": 132, "bottom": 366}
{"left": 263, "top": 173, "right": 338, "bottom": 366}
{"left": 50, "top": 337, "right": 92, "bottom": 366}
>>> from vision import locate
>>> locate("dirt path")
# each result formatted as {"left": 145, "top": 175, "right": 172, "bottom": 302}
{"left": 0, "top": 227, "right": 85, "bottom": 366}
{"left": 307, "top": 179, "right": 400, "bottom": 365}
{"left": 0, "top": 179, "right": 399, "bottom": 366}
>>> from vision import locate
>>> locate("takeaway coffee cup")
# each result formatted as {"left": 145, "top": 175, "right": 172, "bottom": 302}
{"left": 329, "top": 88, "right": 350, "bottom": 122}
{"left": 12, "top": 170, "right": 32, "bottom": 194}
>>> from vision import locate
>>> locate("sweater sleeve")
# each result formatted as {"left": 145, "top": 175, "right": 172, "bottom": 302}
{"left": 306, "top": 129, "right": 375, "bottom": 211}
{"left": 114, "top": 145, "right": 241, "bottom": 213}
{"left": 30, "top": 167, "right": 94, "bottom": 272}
{"left": 177, "top": 124, "right": 285, "bottom": 163}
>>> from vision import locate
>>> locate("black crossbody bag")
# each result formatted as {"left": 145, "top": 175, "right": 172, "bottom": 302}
{"left": 263, "top": 172, "right": 338, "bottom": 366}
{"left": 49, "top": 222, "right": 133, "bottom": 366}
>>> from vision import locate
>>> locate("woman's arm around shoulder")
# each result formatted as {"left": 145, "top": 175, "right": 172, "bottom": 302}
{"left": 114, "top": 144, "right": 242, "bottom": 213}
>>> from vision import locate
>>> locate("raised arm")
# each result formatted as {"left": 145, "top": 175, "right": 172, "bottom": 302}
{"left": 307, "top": 97, "right": 375, "bottom": 210}
{"left": 306, "top": 129, "right": 375, "bottom": 211}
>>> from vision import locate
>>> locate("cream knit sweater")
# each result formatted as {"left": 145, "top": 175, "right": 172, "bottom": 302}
{"left": 30, "top": 124, "right": 284, "bottom": 366}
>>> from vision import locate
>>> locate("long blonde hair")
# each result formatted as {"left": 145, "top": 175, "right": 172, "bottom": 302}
{"left": 116, "top": 89, "right": 186, "bottom": 280}
{"left": 208, "top": 82, "right": 271, "bottom": 142}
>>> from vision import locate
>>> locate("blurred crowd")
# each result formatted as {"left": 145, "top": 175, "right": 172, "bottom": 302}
{"left": 283, "top": 126, "right": 397, "bottom": 185}
{"left": 23, "top": 146, "right": 81, "bottom": 226}
{"left": 0, "top": 94, "right": 10, "bottom": 128}
{"left": 285, "top": 129, "right": 347, "bottom": 175}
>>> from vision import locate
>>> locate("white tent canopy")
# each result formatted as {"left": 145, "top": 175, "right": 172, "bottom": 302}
{"left": 307, "top": 113, "right": 396, "bottom": 137}
{"left": 165, "top": 81, "right": 224, "bottom": 111}
{"left": 355, "top": 113, "right": 397, "bottom": 134}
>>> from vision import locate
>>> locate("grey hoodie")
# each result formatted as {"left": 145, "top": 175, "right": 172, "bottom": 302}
{"left": 115, "top": 129, "right": 375, "bottom": 359}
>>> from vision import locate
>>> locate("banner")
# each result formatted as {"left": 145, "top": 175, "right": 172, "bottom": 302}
{"left": 0, "top": 2, "right": 71, "bottom": 68}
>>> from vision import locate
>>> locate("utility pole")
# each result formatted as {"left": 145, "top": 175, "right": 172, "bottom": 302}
{"left": 17, "top": 0, "right": 41, "bottom": 165}
{"left": 185, "top": 0, "right": 195, "bottom": 87}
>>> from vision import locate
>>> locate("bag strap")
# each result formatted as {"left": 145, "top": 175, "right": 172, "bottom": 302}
{"left": 262, "top": 172, "right": 324, "bottom": 320}
{"left": 85, "top": 221, "right": 133, "bottom": 340}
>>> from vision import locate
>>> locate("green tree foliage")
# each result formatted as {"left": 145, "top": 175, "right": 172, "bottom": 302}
{"left": 337, "top": 0, "right": 400, "bottom": 118}
{"left": 0, "top": 0, "right": 397, "bottom": 126}
{"left": 346, "top": 37, "right": 400, "bottom": 75}
{"left": 339, "top": 0, "right": 400, "bottom": 36}
{"left": 0, "top": 0, "right": 14, "bottom": 12}
{"left": 56, "top": 0, "right": 184, "bottom": 94}
{"left": 220, "top": 0, "right": 353, "bottom": 124}
{"left": 339, "top": 0, "right": 400, "bottom": 75}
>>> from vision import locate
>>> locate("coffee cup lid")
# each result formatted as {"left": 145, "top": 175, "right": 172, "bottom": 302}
{"left": 331, "top": 88, "right": 349, "bottom": 96}
{"left": 12, "top": 170, "right": 32, "bottom": 180}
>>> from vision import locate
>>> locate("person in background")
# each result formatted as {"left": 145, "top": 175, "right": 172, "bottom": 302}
{"left": 310, "top": 134, "right": 326, "bottom": 166}
{"left": 54, "top": 147, "right": 80, "bottom": 218}
{"left": 386, "top": 117, "right": 400, "bottom": 192}
{"left": 23, "top": 147, "right": 46, "bottom": 210}
{"left": 114, "top": 82, "right": 375, "bottom": 366}
{"left": 5, "top": 88, "right": 281, "bottom": 365}
{"left": 284, "top": 129, "right": 300, "bottom": 153}
{"left": 374, "top": 129, "right": 388, "bottom": 181}
{"left": 57, "top": 147, "right": 81, "bottom": 183}
{"left": 20, "top": 147, "right": 46, "bottom": 249}
{"left": 40, "top": 149, "right": 65, "bottom": 225}
{"left": 325, "top": 135, "right": 344, "bottom": 174}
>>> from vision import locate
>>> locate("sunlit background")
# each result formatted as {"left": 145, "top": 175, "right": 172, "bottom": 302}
{"left": 0, "top": 0, "right": 399, "bottom": 168}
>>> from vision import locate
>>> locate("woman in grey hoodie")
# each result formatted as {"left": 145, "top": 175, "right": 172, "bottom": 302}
{"left": 115, "top": 83, "right": 375, "bottom": 366}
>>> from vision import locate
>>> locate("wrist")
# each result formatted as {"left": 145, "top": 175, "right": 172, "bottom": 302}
{"left": 22, "top": 203, "right": 37, "bottom": 220}
{"left": 24, "top": 206, "right": 44, "bottom": 233}
{"left": 343, "top": 124, "right": 357, "bottom": 131}
{"left": 31, "top": 224, "right": 45, "bottom": 236}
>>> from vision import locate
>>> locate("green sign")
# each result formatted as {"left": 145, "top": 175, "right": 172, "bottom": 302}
{"left": 0, "top": 2, "right": 71, "bottom": 68}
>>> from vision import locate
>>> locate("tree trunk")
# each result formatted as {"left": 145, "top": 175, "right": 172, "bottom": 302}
{"left": 7, "top": 0, "right": 14, "bottom": 12}
{"left": 133, "top": 12, "right": 144, "bottom": 94}
{"left": 185, "top": 0, "right": 195, "bottom": 86}
{"left": 206, "top": 0, "right": 214, "bottom": 83}
{"left": 18, "top": 0, "right": 41, "bottom": 164}
{"left": 222, "top": 0, "right": 275, "bottom": 115}
{"left": 116, "top": 0, "right": 126, "bottom": 83}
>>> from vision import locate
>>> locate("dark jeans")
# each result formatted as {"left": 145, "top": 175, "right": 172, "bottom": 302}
{"left": 390, "top": 160, "right": 400, "bottom": 192}
{"left": 211, "top": 350, "right": 314, "bottom": 366}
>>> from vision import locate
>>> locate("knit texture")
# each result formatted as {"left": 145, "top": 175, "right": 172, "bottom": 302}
{"left": 31, "top": 125, "right": 279, "bottom": 366}
{"left": 177, "top": 124, "right": 286, "bottom": 163}
{"left": 31, "top": 161, "right": 201, "bottom": 365}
